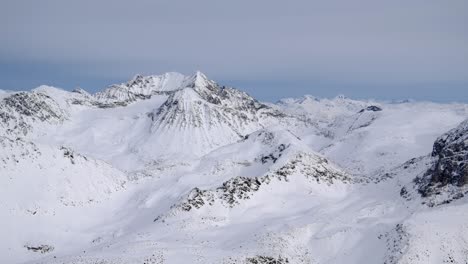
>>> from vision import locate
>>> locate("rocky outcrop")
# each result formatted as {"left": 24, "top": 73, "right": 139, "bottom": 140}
{"left": 258, "top": 144, "right": 288, "bottom": 164}
{"left": 24, "top": 244, "right": 54, "bottom": 254}
{"left": 179, "top": 188, "right": 215, "bottom": 211}
{"left": 178, "top": 177, "right": 262, "bottom": 211}
{"left": 3, "top": 92, "right": 64, "bottom": 121}
{"left": 165, "top": 151, "right": 349, "bottom": 215}
{"left": 416, "top": 119, "right": 468, "bottom": 204}
{"left": 358, "top": 105, "right": 382, "bottom": 113}
{"left": 246, "top": 255, "right": 289, "bottom": 264}
{"left": 0, "top": 92, "right": 67, "bottom": 137}
{"left": 269, "top": 152, "right": 350, "bottom": 184}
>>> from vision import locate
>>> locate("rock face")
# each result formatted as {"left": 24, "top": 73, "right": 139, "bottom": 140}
{"left": 0, "top": 92, "right": 67, "bottom": 137}
{"left": 417, "top": 119, "right": 468, "bottom": 202}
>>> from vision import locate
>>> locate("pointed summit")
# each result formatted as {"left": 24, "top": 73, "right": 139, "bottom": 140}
{"left": 128, "top": 74, "right": 145, "bottom": 86}
{"left": 194, "top": 70, "right": 208, "bottom": 82}
{"left": 72, "top": 87, "right": 91, "bottom": 96}
{"left": 182, "top": 71, "right": 223, "bottom": 104}
{"left": 186, "top": 71, "right": 211, "bottom": 89}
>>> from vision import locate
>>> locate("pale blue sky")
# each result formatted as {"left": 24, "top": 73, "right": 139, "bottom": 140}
{"left": 1, "top": 0, "right": 467, "bottom": 102}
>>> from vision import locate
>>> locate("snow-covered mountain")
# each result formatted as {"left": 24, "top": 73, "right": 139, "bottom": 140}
{"left": 1, "top": 72, "right": 467, "bottom": 264}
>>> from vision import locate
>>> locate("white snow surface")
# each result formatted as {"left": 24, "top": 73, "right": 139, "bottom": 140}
{"left": 1, "top": 72, "right": 468, "bottom": 264}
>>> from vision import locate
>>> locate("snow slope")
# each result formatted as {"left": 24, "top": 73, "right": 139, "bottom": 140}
{"left": 1, "top": 72, "right": 467, "bottom": 264}
{"left": 278, "top": 96, "right": 467, "bottom": 176}
{"left": 0, "top": 137, "right": 128, "bottom": 263}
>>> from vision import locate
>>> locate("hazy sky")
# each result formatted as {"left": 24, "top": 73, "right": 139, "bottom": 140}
{"left": 1, "top": 0, "right": 467, "bottom": 102}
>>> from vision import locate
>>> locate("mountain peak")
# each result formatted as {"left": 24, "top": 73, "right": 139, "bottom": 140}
{"left": 187, "top": 71, "right": 210, "bottom": 88}
{"left": 194, "top": 70, "right": 208, "bottom": 79}
{"left": 128, "top": 74, "right": 145, "bottom": 83}
{"left": 72, "top": 87, "right": 91, "bottom": 96}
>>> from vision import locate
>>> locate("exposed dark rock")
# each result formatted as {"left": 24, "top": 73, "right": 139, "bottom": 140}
{"left": 217, "top": 176, "right": 262, "bottom": 206}
{"left": 3, "top": 93, "right": 62, "bottom": 121}
{"left": 0, "top": 92, "right": 67, "bottom": 136}
{"left": 416, "top": 119, "right": 468, "bottom": 204}
{"left": 175, "top": 176, "right": 263, "bottom": 212}
{"left": 269, "top": 152, "right": 349, "bottom": 184}
{"left": 246, "top": 255, "right": 289, "bottom": 264}
{"left": 164, "top": 151, "right": 349, "bottom": 218}
{"left": 59, "top": 146, "right": 87, "bottom": 165}
{"left": 259, "top": 144, "right": 288, "bottom": 164}
{"left": 359, "top": 105, "right": 382, "bottom": 113}
{"left": 61, "top": 146, "right": 76, "bottom": 164}
{"left": 399, "top": 187, "right": 410, "bottom": 200}
{"left": 24, "top": 244, "right": 54, "bottom": 254}
{"left": 179, "top": 188, "right": 215, "bottom": 211}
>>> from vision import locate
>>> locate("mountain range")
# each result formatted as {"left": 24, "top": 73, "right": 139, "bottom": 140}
{"left": 1, "top": 72, "right": 467, "bottom": 264}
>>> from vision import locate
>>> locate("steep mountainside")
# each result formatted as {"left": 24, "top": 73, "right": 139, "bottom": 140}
{"left": 415, "top": 119, "right": 468, "bottom": 205}
{"left": 0, "top": 91, "right": 68, "bottom": 137}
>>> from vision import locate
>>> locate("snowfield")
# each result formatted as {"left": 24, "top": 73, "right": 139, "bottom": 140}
{"left": 1, "top": 72, "right": 467, "bottom": 264}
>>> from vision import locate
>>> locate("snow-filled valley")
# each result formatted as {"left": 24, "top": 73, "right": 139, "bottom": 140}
{"left": 1, "top": 72, "right": 467, "bottom": 264}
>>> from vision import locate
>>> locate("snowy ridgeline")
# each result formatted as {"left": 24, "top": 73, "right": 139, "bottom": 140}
{"left": 0, "top": 72, "right": 467, "bottom": 264}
